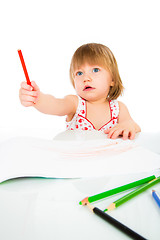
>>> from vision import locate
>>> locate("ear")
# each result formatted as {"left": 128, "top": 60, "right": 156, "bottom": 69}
{"left": 110, "top": 79, "right": 114, "bottom": 87}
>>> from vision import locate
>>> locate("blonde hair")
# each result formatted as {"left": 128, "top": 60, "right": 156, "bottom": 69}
{"left": 69, "top": 43, "right": 124, "bottom": 100}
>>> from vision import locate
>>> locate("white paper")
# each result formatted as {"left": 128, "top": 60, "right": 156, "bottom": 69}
{"left": 0, "top": 131, "right": 160, "bottom": 182}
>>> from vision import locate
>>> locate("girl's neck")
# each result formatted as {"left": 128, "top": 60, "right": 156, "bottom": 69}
{"left": 84, "top": 97, "right": 109, "bottom": 105}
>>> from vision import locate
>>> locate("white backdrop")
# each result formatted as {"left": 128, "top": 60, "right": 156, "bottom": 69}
{"left": 0, "top": 0, "right": 159, "bottom": 133}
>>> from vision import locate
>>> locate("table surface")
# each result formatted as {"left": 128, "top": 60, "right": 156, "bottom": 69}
{"left": 0, "top": 128, "right": 160, "bottom": 240}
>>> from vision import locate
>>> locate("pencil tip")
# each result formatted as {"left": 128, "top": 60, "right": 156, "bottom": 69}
{"left": 105, "top": 203, "right": 116, "bottom": 211}
{"left": 152, "top": 190, "right": 155, "bottom": 192}
{"left": 80, "top": 197, "right": 89, "bottom": 206}
{"left": 104, "top": 209, "right": 108, "bottom": 212}
{"left": 79, "top": 201, "right": 82, "bottom": 205}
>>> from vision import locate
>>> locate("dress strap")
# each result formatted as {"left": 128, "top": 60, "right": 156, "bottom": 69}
{"left": 77, "top": 96, "right": 86, "bottom": 117}
{"left": 109, "top": 100, "right": 119, "bottom": 119}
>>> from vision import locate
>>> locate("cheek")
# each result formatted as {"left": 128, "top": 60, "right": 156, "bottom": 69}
{"left": 74, "top": 81, "right": 81, "bottom": 93}
{"left": 74, "top": 80, "right": 78, "bottom": 89}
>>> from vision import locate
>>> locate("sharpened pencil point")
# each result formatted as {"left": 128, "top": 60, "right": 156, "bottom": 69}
{"left": 80, "top": 197, "right": 89, "bottom": 205}
{"left": 105, "top": 203, "right": 116, "bottom": 211}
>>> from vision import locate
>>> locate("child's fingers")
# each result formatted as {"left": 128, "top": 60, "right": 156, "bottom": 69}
{"left": 104, "top": 128, "right": 110, "bottom": 134}
{"left": 108, "top": 129, "right": 135, "bottom": 140}
{"left": 20, "top": 94, "right": 37, "bottom": 103}
{"left": 104, "top": 127, "right": 115, "bottom": 136}
{"left": 105, "top": 123, "right": 136, "bottom": 140}
{"left": 30, "top": 81, "right": 40, "bottom": 91}
{"left": 107, "top": 128, "right": 123, "bottom": 139}
{"left": 106, "top": 125, "right": 119, "bottom": 138}
{"left": 21, "top": 100, "right": 35, "bottom": 107}
{"left": 20, "top": 81, "right": 40, "bottom": 92}
{"left": 20, "top": 88, "right": 38, "bottom": 97}
{"left": 20, "top": 81, "right": 33, "bottom": 91}
{"left": 105, "top": 128, "right": 114, "bottom": 138}
{"left": 19, "top": 90, "right": 37, "bottom": 105}
{"left": 19, "top": 81, "right": 40, "bottom": 107}
{"left": 122, "top": 130, "right": 129, "bottom": 140}
{"left": 129, "top": 131, "right": 136, "bottom": 140}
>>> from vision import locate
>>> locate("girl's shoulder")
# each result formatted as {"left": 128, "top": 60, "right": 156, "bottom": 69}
{"left": 64, "top": 94, "right": 85, "bottom": 107}
{"left": 64, "top": 94, "right": 79, "bottom": 118}
{"left": 117, "top": 101, "right": 128, "bottom": 110}
{"left": 64, "top": 94, "right": 79, "bottom": 106}
{"left": 117, "top": 101, "right": 131, "bottom": 121}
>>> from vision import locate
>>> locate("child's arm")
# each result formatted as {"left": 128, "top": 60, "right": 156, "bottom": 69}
{"left": 105, "top": 101, "right": 141, "bottom": 140}
{"left": 19, "top": 81, "right": 78, "bottom": 117}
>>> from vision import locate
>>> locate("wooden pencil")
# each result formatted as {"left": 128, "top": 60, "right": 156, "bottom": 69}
{"left": 105, "top": 176, "right": 160, "bottom": 211}
{"left": 17, "top": 49, "right": 31, "bottom": 86}
{"left": 87, "top": 204, "right": 147, "bottom": 240}
{"left": 79, "top": 175, "right": 156, "bottom": 205}
{"left": 152, "top": 190, "right": 160, "bottom": 208}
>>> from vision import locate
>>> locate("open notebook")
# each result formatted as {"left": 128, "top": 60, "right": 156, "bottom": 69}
{"left": 0, "top": 130, "right": 159, "bottom": 183}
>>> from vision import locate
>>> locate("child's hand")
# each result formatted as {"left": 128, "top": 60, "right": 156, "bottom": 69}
{"left": 104, "top": 120, "right": 137, "bottom": 140}
{"left": 19, "top": 81, "right": 40, "bottom": 107}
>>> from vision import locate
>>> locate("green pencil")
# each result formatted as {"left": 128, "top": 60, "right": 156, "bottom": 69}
{"left": 104, "top": 176, "right": 160, "bottom": 211}
{"left": 79, "top": 175, "right": 156, "bottom": 205}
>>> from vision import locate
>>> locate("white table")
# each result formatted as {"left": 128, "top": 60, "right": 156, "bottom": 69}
{"left": 0, "top": 128, "right": 160, "bottom": 240}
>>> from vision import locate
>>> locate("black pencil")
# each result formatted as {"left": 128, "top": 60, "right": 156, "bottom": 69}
{"left": 88, "top": 204, "right": 147, "bottom": 240}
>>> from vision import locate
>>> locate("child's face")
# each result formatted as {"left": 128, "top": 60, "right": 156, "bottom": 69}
{"left": 73, "top": 63, "right": 114, "bottom": 102}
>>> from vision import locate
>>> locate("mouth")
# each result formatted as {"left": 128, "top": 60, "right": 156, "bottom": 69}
{"left": 83, "top": 85, "right": 95, "bottom": 91}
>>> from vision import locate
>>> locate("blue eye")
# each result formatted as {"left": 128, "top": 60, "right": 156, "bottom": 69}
{"left": 76, "top": 71, "right": 83, "bottom": 76}
{"left": 93, "top": 68, "right": 99, "bottom": 73}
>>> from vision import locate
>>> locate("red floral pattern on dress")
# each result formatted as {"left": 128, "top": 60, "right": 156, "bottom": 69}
{"left": 66, "top": 96, "right": 119, "bottom": 132}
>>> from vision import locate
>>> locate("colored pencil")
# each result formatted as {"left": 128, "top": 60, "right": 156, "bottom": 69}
{"left": 79, "top": 175, "right": 156, "bottom": 205}
{"left": 104, "top": 176, "right": 160, "bottom": 211}
{"left": 152, "top": 190, "right": 160, "bottom": 208}
{"left": 87, "top": 204, "right": 147, "bottom": 240}
{"left": 17, "top": 49, "right": 31, "bottom": 86}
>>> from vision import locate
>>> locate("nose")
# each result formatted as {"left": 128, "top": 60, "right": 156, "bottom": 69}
{"left": 83, "top": 72, "right": 92, "bottom": 82}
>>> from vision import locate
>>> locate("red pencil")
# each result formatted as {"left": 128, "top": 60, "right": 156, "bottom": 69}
{"left": 18, "top": 49, "right": 31, "bottom": 86}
